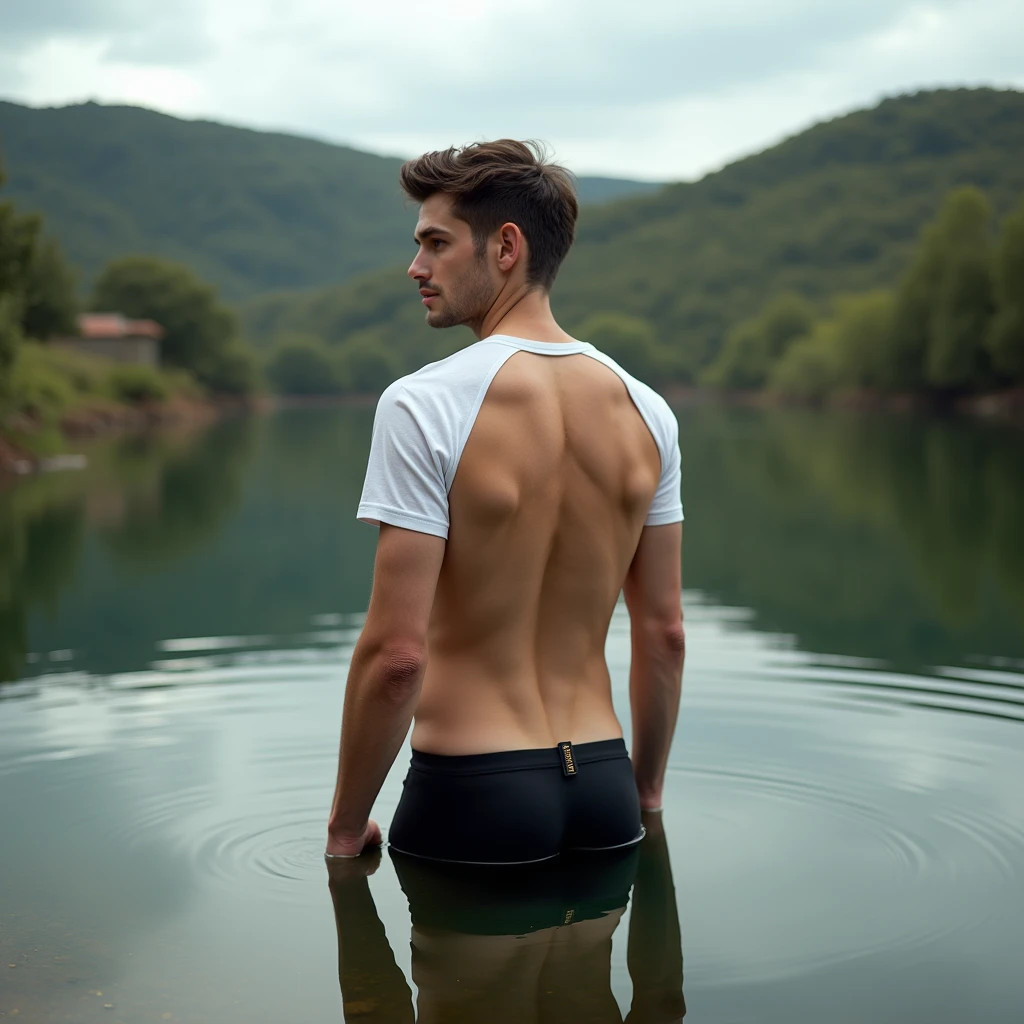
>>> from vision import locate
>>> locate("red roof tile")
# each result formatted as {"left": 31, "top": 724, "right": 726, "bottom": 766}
{"left": 78, "top": 313, "right": 164, "bottom": 340}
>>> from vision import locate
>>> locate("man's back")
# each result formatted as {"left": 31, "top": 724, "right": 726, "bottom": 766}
{"left": 357, "top": 335, "right": 682, "bottom": 757}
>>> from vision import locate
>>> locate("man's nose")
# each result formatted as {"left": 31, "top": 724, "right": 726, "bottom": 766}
{"left": 408, "top": 257, "right": 427, "bottom": 282}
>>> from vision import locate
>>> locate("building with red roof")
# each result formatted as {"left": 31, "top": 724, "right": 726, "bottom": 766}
{"left": 57, "top": 313, "right": 165, "bottom": 366}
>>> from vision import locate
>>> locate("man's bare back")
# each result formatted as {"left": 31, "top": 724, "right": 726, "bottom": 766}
{"left": 415, "top": 350, "right": 662, "bottom": 755}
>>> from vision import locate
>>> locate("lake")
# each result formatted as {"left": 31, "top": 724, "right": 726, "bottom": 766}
{"left": 1, "top": 404, "right": 1022, "bottom": 1023}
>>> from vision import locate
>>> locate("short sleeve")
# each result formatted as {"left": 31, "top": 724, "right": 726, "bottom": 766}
{"left": 644, "top": 409, "right": 683, "bottom": 526}
{"left": 357, "top": 384, "right": 450, "bottom": 539}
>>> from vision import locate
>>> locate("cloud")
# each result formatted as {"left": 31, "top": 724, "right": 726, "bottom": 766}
{"left": 2, "top": 0, "right": 1022, "bottom": 178}
{"left": 2, "top": 0, "right": 212, "bottom": 64}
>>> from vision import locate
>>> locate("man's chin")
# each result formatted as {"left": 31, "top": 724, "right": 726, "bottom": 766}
{"left": 425, "top": 309, "right": 457, "bottom": 330}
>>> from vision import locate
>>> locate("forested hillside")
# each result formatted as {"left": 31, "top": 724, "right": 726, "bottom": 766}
{"left": 243, "top": 88, "right": 1024, "bottom": 380}
{"left": 0, "top": 101, "right": 658, "bottom": 299}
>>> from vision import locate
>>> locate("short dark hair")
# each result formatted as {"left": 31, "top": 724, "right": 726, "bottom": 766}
{"left": 399, "top": 140, "right": 579, "bottom": 290}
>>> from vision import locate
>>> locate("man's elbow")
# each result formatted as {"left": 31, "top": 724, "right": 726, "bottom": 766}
{"left": 638, "top": 618, "right": 686, "bottom": 657}
{"left": 355, "top": 641, "right": 426, "bottom": 703}
{"left": 379, "top": 645, "right": 426, "bottom": 684}
{"left": 660, "top": 623, "right": 686, "bottom": 656}
{"left": 668, "top": 623, "right": 686, "bottom": 655}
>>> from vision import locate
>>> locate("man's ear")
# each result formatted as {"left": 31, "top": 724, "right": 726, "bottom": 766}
{"left": 496, "top": 222, "right": 527, "bottom": 274}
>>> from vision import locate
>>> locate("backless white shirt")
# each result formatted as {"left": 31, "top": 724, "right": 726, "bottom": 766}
{"left": 357, "top": 335, "right": 683, "bottom": 540}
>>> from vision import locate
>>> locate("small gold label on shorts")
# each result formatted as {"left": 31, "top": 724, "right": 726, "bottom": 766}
{"left": 563, "top": 907, "right": 575, "bottom": 925}
{"left": 559, "top": 741, "right": 577, "bottom": 777}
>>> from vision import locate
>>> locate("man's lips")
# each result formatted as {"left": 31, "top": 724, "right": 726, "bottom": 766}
{"left": 420, "top": 289, "right": 439, "bottom": 306}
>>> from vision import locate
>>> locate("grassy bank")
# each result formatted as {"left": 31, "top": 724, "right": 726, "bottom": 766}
{"left": 0, "top": 343, "right": 219, "bottom": 472}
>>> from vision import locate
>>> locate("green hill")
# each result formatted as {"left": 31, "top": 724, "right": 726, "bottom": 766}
{"left": 241, "top": 88, "right": 1024, "bottom": 378}
{"left": 0, "top": 100, "right": 659, "bottom": 300}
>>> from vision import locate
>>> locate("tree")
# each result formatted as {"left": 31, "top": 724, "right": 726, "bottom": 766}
{"left": 829, "top": 291, "right": 897, "bottom": 389}
{"left": 768, "top": 323, "right": 842, "bottom": 402}
{"left": 91, "top": 256, "right": 243, "bottom": 389}
{"left": 0, "top": 170, "right": 33, "bottom": 389}
{"left": 335, "top": 335, "right": 401, "bottom": 394}
{"left": 927, "top": 190, "right": 996, "bottom": 389}
{"left": 22, "top": 237, "right": 78, "bottom": 340}
{"left": 701, "top": 293, "right": 814, "bottom": 389}
{"left": 700, "top": 317, "right": 767, "bottom": 389}
{"left": 0, "top": 159, "right": 78, "bottom": 351}
{"left": 574, "top": 312, "right": 676, "bottom": 385}
{"left": 0, "top": 295, "right": 23, "bottom": 391}
{"left": 892, "top": 187, "right": 996, "bottom": 392}
{"left": 987, "top": 196, "right": 1024, "bottom": 381}
{"left": 266, "top": 334, "right": 345, "bottom": 395}
{"left": 201, "top": 344, "right": 262, "bottom": 396}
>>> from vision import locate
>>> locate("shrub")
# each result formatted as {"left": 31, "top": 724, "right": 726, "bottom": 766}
{"left": 107, "top": 364, "right": 171, "bottom": 403}
{"left": 702, "top": 293, "right": 815, "bottom": 389}
{"left": 200, "top": 344, "right": 262, "bottom": 396}
{"left": 574, "top": 312, "right": 676, "bottom": 385}
{"left": 335, "top": 336, "right": 401, "bottom": 394}
{"left": 3, "top": 342, "right": 75, "bottom": 421}
{"left": 768, "top": 325, "right": 843, "bottom": 401}
{"left": 265, "top": 334, "right": 344, "bottom": 395}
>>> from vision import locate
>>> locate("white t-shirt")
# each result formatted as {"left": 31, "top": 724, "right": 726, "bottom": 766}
{"left": 357, "top": 335, "right": 683, "bottom": 540}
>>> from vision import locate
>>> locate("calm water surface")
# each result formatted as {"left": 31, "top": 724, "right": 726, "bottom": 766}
{"left": 1, "top": 405, "right": 1023, "bottom": 1023}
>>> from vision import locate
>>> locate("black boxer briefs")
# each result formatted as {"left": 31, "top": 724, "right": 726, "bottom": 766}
{"left": 388, "top": 737, "right": 644, "bottom": 864}
{"left": 390, "top": 842, "right": 641, "bottom": 935}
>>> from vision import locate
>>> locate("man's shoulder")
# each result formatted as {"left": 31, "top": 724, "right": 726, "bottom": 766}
{"left": 585, "top": 348, "right": 678, "bottom": 429}
{"left": 374, "top": 340, "right": 516, "bottom": 443}
{"left": 381, "top": 340, "right": 514, "bottom": 408}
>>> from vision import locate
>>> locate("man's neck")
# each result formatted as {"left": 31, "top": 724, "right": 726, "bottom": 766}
{"left": 473, "top": 286, "right": 577, "bottom": 345}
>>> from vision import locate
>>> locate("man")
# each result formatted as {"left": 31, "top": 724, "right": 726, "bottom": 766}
{"left": 326, "top": 140, "right": 684, "bottom": 863}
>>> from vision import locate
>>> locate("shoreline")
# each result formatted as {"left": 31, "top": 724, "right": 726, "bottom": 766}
{"left": 661, "top": 384, "right": 1024, "bottom": 423}
{"left": 0, "top": 393, "right": 268, "bottom": 478}
{"left": 4, "top": 382, "right": 1021, "bottom": 478}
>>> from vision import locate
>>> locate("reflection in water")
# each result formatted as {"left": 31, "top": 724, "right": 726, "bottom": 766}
{"left": 682, "top": 406, "right": 1024, "bottom": 667}
{"left": 0, "top": 417, "right": 256, "bottom": 681}
{"left": 99, "top": 417, "right": 257, "bottom": 571}
{"left": 8, "top": 406, "right": 1023, "bottom": 687}
{"left": 329, "top": 814, "right": 684, "bottom": 1024}
{"left": 0, "top": 493, "right": 84, "bottom": 681}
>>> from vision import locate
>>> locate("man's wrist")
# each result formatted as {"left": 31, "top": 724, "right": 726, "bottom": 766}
{"left": 636, "top": 783, "right": 664, "bottom": 811}
{"left": 328, "top": 813, "right": 368, "bottom": 841}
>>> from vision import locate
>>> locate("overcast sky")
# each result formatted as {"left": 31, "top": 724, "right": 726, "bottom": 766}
{"left": 2, "top": 0, "right": 1022, "bottom": 180}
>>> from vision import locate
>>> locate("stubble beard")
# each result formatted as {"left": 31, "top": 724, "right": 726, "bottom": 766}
{"left": 424, "top": 256, "right": 493, "bottom": 330}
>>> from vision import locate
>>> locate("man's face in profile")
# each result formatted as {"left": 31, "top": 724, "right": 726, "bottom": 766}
{"left": 408, "top": 194, "right": 495, "bottom": 330}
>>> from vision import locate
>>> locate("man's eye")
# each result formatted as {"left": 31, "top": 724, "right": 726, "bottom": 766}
{"left": 432, "top": 239, "right": 444, "bottom": 249}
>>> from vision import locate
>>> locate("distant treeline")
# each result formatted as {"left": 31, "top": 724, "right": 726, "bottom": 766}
{"left": 261, "top": 184, "right": 1024, "bottom": 400}
{"left": 245, "top": 88, "right": 1024, "bottom": 388}
{"left": 704, "top": 186, "right": 1024, "bottom": 399}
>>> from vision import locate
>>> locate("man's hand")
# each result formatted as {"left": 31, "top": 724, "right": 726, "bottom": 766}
{"left": 326, "top": 819, "right": 383, "bottom": 859}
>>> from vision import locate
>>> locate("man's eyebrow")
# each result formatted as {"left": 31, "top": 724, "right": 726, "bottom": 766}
{"left": 413, "top": 225, "right": 452, "bottom": 243}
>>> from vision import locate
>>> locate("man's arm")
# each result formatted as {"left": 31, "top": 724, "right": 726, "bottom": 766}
{"left": 626, "top": 811, "right": 686, "bottom": 1023}
{"left": 327, "top": 851, "right": 415, "bottom": 1023}
{"left": 326, "top": 524, "right": 446, "bottom": 856}
{"left": 623, "top": 522, "right": 685, "bottom": 811}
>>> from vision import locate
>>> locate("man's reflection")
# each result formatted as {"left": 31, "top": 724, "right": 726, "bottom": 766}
{"left": 327, "top": 811, "right": 684, "bottom": 1023}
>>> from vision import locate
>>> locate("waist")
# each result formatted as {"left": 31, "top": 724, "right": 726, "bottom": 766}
{"left": 409, "top": 738, "right": 629, "bottom": 776}
{"left": 412, "top": 674, "right": 622, "bottom": 756}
